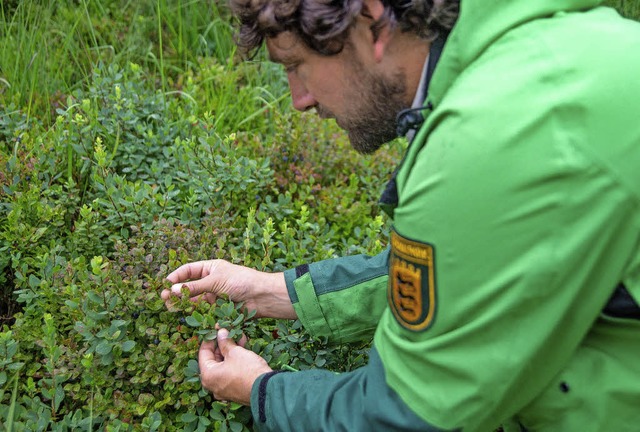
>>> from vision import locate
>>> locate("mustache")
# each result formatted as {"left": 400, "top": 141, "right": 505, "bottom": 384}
{"left": 314, "top": 106, "right": 334, "bottom": 120}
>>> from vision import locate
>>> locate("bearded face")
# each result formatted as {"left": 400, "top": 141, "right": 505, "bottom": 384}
{"left": 267, "top": 31, "right": 413, "bottom": 154}
{"left": 321, "top": 57, "right": 408, "bottom": 154}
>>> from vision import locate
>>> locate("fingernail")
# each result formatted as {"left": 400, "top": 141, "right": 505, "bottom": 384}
{"left": 171, "top": 283, "right": 183, "bottom": 294}
{"left": 217, "top": 329, "right": 229, "bottom": 340}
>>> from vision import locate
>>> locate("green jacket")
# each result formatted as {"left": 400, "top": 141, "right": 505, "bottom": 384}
{"left": 250, "top": 1, "right": 640, "bottom": 430}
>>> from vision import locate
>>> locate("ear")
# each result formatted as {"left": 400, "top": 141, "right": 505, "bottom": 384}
{"left": 360, "top": 0, "right": 391, "bottom": 63}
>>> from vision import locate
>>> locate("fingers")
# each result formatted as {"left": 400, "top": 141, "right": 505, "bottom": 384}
{"left": 161, "top": 286, "right": 218, "bottom": 314}
{"left": 216, "top": 329, "right": 238, "bottom": 358}
{"left": 213, "top": 344, "right": 224, "bottom": 362}
{"left": 165, "top": 266, "right": 220, "bottom": 300}
{"left": 166, "top": 261, "right": 211, "bottom": 284}
{"left": 160, "top": 284, "right": 191, "bottom": 306}
{"left": 179, "top": 278, "right": 220, "bottom": 298}
{"left": 198, "top": 340, "right": 218, "bottom": 368}
{"left": 160, "top": 288, "right": 172, "bottom": 301}
{"left": 189, "top": 292, "right": 217, "bottom": 304}
{"left": 197, "top": 329, "right": 271, "bottom": 405}
{"left": 162, "top": 281, "right": 213, "bottom": 302}
{"left": 198, "top": 329, "right": 239, "bottom": 366}
{"left": 163, "top": 261, "right": 207, "bottom": 305}
{"left": 238, "top": 333, "right": 248, "bottom": 348}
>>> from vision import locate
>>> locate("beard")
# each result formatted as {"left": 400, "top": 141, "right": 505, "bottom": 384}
{"left": 317, "top": 59, "right": 409, "bottom": 154}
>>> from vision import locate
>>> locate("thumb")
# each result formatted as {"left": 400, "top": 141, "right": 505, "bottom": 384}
{"left": 198, "top": 340, "right": 218, "bottom": 368}
{"left": 216, "top": 328, "right": 238, "bottom": 357}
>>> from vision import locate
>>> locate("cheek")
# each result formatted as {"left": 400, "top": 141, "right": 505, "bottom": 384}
{"left": 286, "top": 73, "right": 302, "bottom": 95}
{"left": 308, "top": 73, "right": 342, "bottom": 103}
{"left": 298, "top": 62, "right": 334, "bottom": 92}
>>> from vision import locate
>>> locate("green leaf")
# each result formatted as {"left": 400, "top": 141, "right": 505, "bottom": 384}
{"left": 232, "top": 314, "right": 244, "bottom": 326}
{"left": 111, "top": 319, "right": 128, "bottom": 328}
{"left": 88, "top": 291, "right": 103, "bottom": 305}
{"left": 205, "top": 314, "right": 217, "bottom": 327}
{"left": 42, "top": 387, "right": 52, "bottom": 400}
{"left": 54, "top": 386, "right": 65, "bottom": 412}
{"left": 185, "top": 316, "right": 201, "bottom": 327}
{"left": 87, "top": 310, "right": 109, "bottom": 322}
{"left": 136, "top": 404, "right": 148, "bottom": 416}
{"left": 100, "top": 352, "right": 114, "bottom": 365}
{"left": 149, "top": 412, "right": 162, "bottom": 431}
{"left": 229, "top": 421, "right": 244, "bottom": 432}
{"left": 28, "top": 274, "right": 41, "bottom": 288}
{"left": 7, "top": 362, "right": 24, "bottom": 371}
{"left": 209, "top": 407, "right": 225, "bottom": 421}
{"left": 121, "top": 340, "right": 136, "bottom": 352}
{"left": 96, "top": 341, "right": 112, "bottom": 355}
{"left": 181, "top": 412, "right": 197, "bottom": 423}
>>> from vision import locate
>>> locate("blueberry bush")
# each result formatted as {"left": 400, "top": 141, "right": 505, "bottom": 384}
{"left": 1, "top": 0, "right": 637, "bottom": 430}
{"left": 0, "top": 1, "right": 399, "bottom": 430}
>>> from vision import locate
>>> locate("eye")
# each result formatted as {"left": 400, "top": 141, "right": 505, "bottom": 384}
{"left": 285, "top": 64, "right": 298, "bottom": 74}
{"left": 283, "top": 62, "right": 300, "bottom": 74}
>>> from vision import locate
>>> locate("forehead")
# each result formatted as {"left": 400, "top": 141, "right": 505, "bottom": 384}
{"left": 266, "top": 32, "right": 308, "bottom": 64}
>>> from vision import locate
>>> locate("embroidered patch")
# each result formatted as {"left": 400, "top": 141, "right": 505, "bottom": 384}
{"left": 388, "top": 229, "right": 436, "bottom": 331}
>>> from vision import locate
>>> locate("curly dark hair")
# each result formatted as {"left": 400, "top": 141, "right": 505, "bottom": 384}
{"left": 229, "top": 0, "right": 460, "bottom": 56}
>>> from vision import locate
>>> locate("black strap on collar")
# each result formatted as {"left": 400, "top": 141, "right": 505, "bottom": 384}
{"left": 395, "top": 34, "right": 447, "bottom": 137}
{"left": 383, "top": 34, "right": 449, "bottom": 217}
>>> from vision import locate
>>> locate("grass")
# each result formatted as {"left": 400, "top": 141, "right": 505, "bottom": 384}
{"left": 0, "top": 0, "right": 287, "bottom": 132}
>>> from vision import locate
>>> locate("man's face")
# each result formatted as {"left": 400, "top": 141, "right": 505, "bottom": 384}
{"left": 267, "top": 32, "right": 409, "bottom": 154}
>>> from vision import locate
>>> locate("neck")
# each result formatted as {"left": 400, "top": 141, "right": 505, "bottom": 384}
{"left": 384, "top": 33, "right": 431, "bottom": 107}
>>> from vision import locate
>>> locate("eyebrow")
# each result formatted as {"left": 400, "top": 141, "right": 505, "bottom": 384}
{"left": 267, "top": 53, "right": 280, "bottom": 63}
{"left": 267, "top": 43, "right": 300, "bottom": 65}
{"left": 268, "top": 51, "right": 295, "bottom": 65}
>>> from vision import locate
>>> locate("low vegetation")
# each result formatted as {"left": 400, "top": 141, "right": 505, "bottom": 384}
{"left": 0, "top": 0, "right": 637, "bottom": 430}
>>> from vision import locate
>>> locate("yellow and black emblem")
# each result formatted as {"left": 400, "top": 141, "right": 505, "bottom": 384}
{"left": 388, "top": 229, "right": 436, "bottom": 331}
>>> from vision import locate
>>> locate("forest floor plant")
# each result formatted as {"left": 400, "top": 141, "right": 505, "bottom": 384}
{"left": 1, "top": 0, "right": 638, "bottom": 430}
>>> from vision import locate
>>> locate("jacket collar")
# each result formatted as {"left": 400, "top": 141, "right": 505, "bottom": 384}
{"left": 379, "top": 34, "right": 448, "bottom": 218}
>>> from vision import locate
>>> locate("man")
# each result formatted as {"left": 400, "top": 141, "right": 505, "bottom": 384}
{"left": 162, "top": 0, "right": 640, "bottom": 430}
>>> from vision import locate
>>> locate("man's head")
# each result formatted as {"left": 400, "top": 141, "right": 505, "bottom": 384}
{"left": 229, "top": 0, "right": 459, "bottom": 57}
{"left": 229, "top": 0, "right": 459, "bottom": 153}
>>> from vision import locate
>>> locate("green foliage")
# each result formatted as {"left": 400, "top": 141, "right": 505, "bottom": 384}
{"left": 603, "top": 0, "right": 640, "bottom": 19}
{"left": 0, "top": 1, "right": 398, "bottom": 429}
{"left": 2, "top": 0, "right": 636, "bottom": 430}
{"left": 1, "top": 210, "right": 375, "bottom": 429}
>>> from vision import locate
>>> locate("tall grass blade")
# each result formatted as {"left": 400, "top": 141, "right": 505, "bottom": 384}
{"left": 6, "top": 372, "right": 18, "bottom": 432}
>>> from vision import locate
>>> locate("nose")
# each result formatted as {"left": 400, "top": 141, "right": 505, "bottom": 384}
{"left": 287, "top": 72, "right": 316, "bottom": 112}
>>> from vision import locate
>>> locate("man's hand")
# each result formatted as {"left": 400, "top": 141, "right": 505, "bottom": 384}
{"left": 199, "top": 328, "right": 272, "bottom": 405}
{"left": 161, "top": 259, "right": 296, "bottom": 319}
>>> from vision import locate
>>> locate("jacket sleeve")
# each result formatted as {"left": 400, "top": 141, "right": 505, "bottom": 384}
{"left": 250, "top": 347, "right": 456, "bottom": 432}
{"left": 283, "top": 250, "right": 389, "bottom": 343}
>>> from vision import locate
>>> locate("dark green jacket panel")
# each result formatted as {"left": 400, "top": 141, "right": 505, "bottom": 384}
{"left": 250, "top": 347, "right": 456, "bottom": 432}
{"left": 284, "top": 250, "right": 390, "bottom": 343}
